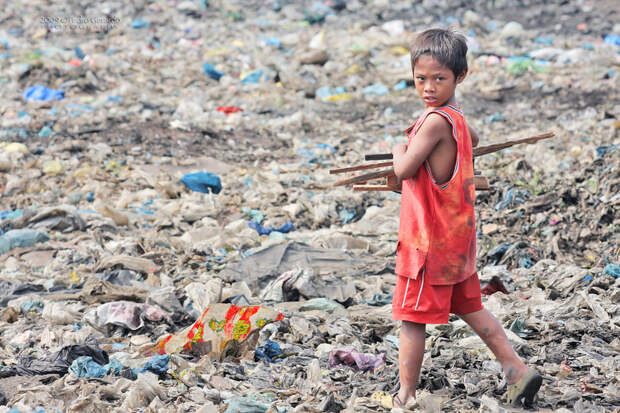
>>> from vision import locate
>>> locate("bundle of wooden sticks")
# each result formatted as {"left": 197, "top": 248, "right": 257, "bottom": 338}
{"left": 330, "top": 132, "right": 555, "bottom": 191}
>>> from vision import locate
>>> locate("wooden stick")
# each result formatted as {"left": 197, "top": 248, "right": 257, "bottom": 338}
{"left": 332, "top": 169, "right": 394, "bottom": 187}
{"left": 473, "top": 132, "right": 555, "bottom": 157}
{"left": 329, "top": 161, "right": 393, "bottom": 174}
{"left": 354, "top": 176, "right": 491, "bottom": 191}
{"left": 353, "top": 185, "right": 393, "bottom": 191}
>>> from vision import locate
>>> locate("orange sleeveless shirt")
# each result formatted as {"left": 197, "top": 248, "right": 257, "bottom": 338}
{"left": 395, "top": 105, "right": 477, "bottom": 285}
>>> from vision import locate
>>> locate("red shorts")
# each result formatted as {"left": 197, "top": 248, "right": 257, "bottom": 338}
{"left": 392, "top": 270, "right": 483, "bottom": 324}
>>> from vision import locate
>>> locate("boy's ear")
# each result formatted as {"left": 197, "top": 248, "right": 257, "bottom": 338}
{"left": 456, "top": 69, "right": 467, "bottom": 84}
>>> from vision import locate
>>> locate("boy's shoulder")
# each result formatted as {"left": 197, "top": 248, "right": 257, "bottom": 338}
{"left": 412, "top": 110, "right": 453, "bottom": 140}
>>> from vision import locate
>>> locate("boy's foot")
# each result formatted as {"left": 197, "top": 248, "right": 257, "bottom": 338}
{"left": 506, "top": 368, "right": 542, "bottom": 407}
{"left": 391, "top": 393, "right": 416, "bottom": 411}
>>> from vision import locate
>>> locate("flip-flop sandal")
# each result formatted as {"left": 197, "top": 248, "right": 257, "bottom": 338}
{"left": 506, "top": 369, "right": 542, "bottom": 406}
{"left": 392, "top": 394, "right": 417, "bottom": 411}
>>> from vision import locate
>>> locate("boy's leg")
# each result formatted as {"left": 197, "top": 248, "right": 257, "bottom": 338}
{"left": 396, "top": 320, "right": 426, "bottom": 406}
{"left": 458, "top": 309, "right": 528, "bottom": 384}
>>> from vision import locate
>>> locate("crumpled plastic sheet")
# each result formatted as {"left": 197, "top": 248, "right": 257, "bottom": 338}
{"left": 155, "top": 304, "right": 284, "bottom": 357}
{"left": 23, "top": 85, "right": 65, "bottom": 101}
{"left": 328, "top": 348, "right": 386, "bottom": 372}
{"left": 254, "top": 339, "right": 282, "bottom": 363}
{"left": 84, "top": 301, "right": 168, "bottom": 331}
{"left": 69, "top": 356, "right": 123, "bottom": 379}
{"left": 248, "top": 221, "right": 294, "bottom": 236}
{"left": 0, "top": 229, "right": 50, "bottom": 254}
{"left": 0, "top": 343, "right": 109, "bottom": 378}
{"left": 180, "top": 171, "right": 222, "bottom": 194}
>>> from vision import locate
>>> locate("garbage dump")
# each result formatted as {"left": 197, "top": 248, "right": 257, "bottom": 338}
{"left": 0, "top": 0, "right": 618, "bottom": 412}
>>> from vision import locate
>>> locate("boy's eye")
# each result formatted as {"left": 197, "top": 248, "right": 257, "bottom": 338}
{"left": 436, "top": 77, "right": 443, "bottom": 81}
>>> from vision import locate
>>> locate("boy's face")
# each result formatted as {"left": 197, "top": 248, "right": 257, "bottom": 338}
{"left": 412, "top": 54, "right": 466, "bottom": 108}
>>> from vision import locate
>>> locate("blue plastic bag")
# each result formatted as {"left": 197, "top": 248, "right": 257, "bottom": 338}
{"left": 132, "top": 354, "right": 169, "bottom": 376}
{"left": 248, "top": 221, "right": 294, "bottom": 236}
{"left": 241, "top": 69, "right": 263, "bottom": 84}
{"left": 203, "top": 63, "right": 223, "bottom": 81}
{"left": 362, "top": 83, "right": 389, "bottom": 96}
{"left": 603, "top": 264, "right": 620, "bottom": 278}
{"left": 255, "top": 340, "right": 282, "bottom": 363}
{"left": 69, "top": 356, "right": 123, "bottom": 378}
{"left": 23, "top": 85, "right": 65, "bottom": 101}
{"left": 180, "top": 172, "right": 222, "bottom": 194}
{"left": 0, "top": 229, "right": 50, "bottom": 254}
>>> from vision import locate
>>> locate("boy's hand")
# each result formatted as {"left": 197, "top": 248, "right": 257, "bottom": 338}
{"left": 386, "top": 172, "right": 402, "bottom": 194}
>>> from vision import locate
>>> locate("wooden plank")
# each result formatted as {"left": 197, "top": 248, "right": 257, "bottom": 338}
{"left": 353, "top": 185, "right": 393, "bottom": 191}
{"left": 473, "top": 132, "right": 555, "bottom": 157}
{"left": 332, "top": 169, "right": 394, "bottom": 187}
{"left": 329, "top": 161, "right": 393, "bottom": 174}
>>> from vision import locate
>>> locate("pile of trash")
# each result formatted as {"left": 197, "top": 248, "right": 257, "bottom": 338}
{"left": 0, "top": 0, "right": 618, "bottom": 412}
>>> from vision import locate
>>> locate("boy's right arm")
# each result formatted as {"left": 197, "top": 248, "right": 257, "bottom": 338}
{"left": 391, "top": 113, "right": 452, "bottom": 181}
{"left": 468, "top": 125, "right": 479, "bottom": 148}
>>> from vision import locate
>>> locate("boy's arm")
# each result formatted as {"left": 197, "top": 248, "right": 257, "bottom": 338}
{"left": 392, "top": 113, "right": 451, "bottom": 180}
{"left": 468, "top": 124, "right": 479, "bottom": 148}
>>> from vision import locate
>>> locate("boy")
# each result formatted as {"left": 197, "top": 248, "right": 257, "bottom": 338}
{"left": 388, "top": 28, "right": 542, "bottom": 409}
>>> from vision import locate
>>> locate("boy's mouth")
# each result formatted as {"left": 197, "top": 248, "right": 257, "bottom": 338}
{"left": 423, "top": 96, "right": 437, "bottom": 103}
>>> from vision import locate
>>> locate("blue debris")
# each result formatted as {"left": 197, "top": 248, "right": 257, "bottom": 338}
{"left": 485, "top": 112, "right": 505, "bottom": 123}
{"left": 362, "top": 83, "right": 389, "bottom": 96}
{"left": 0, "top": 209, "right": 22, "bottom": 220}
{"left": 180, "top": 171, "right": 222, "bottom": 194}
{"left": 23, "top": 85, "right": 65, "bottom": 101}
{"left": 596, "top": 145, "right": 617, "bottom": 158}
{"left": 603, "top": 264, "right": 620, "bottom": 278}
{"left": 534, "top": 36, "right": 553, "bottom": 45}
{"left": 604, "top": 34, "right": 620, "bottom": 47}
{"left": 132, "top": 354, "right": 169, "bottom": 376}
{"left": 21, "top": 300, "right": 44, "bottom": 312}
{"left": 241, "top": 69, "right": 263, "bottom": 84}
{"left": 264, "top": 37, "right": 281, "bottom": 47}
{"left": 132, "top": 19, "right": 150, "bottom": 29}
{"left": 74, "top": 46, "right": 86, "bottom": 59}
{"left": 316, "top": 86, "right": 346, "bottom": 99}
{"left": 0, "top": 127, "right": 28, "bottom": 140}
{"left": 0, "top": 229, "right": 50, "bottom": 254}
{"left": 69, "top": 356, "right": 123, "bottom": 378}
{"left": 495, "top": 188, "right": 528, "bottom": 210}
{"left": 393, "top": 80, "right": 408, "bottom": 91}
{"left": 487, "top": 243, "right": 511, "bottom": 262}
{"left": 339, "top": 209, "right": 355, "bottom": 224}
{"left": 38, "top": 125, "right": 53, "bottom": 137}
{"left": 518, "top": 256, "right": 534, "bottom": 269}
{"left": 241, "top": 207, "right": 264, "bottom": 223}
{"left": 248, "top": 221, "right": 294, "bottom": 236}
{"left": 203, "top": 63, "right": 223, "bottom": 81}
{"left": 255, "top": 339, "right": 282, "bottom": 363}
{"left": 583, "top": 275, "right": 593, "bottom": 283}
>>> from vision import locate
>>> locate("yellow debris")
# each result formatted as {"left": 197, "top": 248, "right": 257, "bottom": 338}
{"left": 42, "top": 160, "right": 64, "bottom": 175}
{"left": 371, "top": 391, "right": 393, "bottom": 409}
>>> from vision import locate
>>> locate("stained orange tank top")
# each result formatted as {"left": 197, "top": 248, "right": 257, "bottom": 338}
{"left": 395, "top": 105, "right": 476, "bottom": 285}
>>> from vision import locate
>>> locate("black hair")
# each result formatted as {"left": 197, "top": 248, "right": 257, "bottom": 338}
{"left": 410, "top": 28, "right": 468, "bottom": 79}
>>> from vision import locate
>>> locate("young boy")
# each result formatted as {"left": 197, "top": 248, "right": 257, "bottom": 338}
{"left": 388, "top": 28, "right": 542, "bottom": 409}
